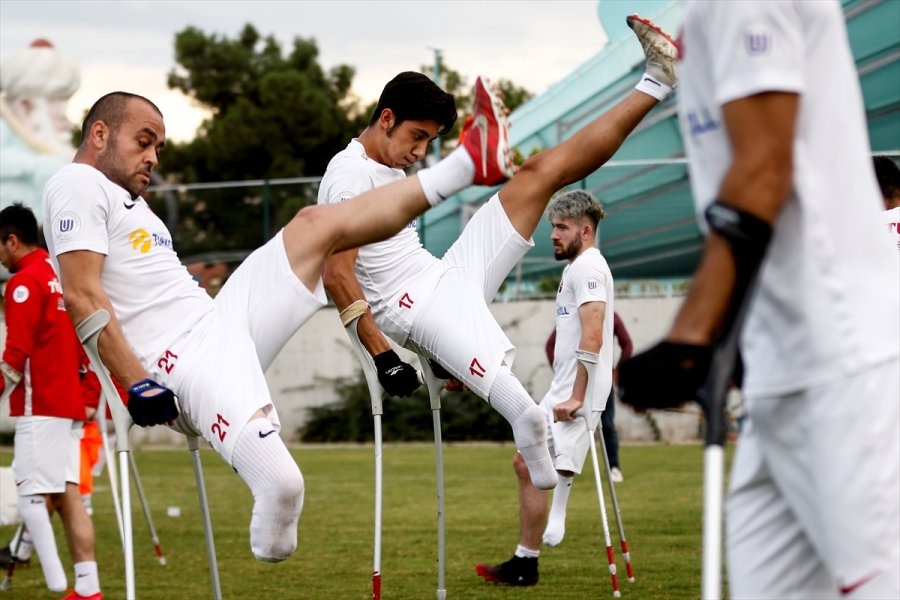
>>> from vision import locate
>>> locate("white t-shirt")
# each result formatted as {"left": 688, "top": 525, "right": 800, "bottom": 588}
{"left": 544, "top": 247, "right": 614, "bottom": 408}
{"left": 884, "top": 206, "right": 900, "bottom": 252}
{"left": 43, "top": 163, "right": 212, "bottom": 367}
{"left": 678, "top": 0, "right": 900, "bottom": 396}
{"left": 317, "top": 139, "right": 442, "bottom": 343}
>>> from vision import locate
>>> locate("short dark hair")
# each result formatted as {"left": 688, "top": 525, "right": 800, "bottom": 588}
{"left": 873, "top": 156, "right": 900, "bottom": 200}
{"left": 0, "top": 202, "right": 39, "bottom": 246}
{"left": 79, "top": 91, "right": 163, "bottom": 148}
{"left": 368, "top": 72, "right": 457, "bottom": 135}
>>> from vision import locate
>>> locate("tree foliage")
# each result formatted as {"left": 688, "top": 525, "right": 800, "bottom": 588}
{"left": 159, "top": 24, "right": 368, "bottom": 254}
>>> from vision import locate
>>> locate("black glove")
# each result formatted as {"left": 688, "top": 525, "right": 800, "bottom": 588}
{"left": 428, "top": 359, "right": 453, "bottom": 380}
{"left": 372, "top": 350, "right": 421, "bottom": 397}
{"left": 618, "top": 341, "right": 712, "bottom": 411}
{"left": 128, "top": 379, "right": 180, "bottom": 427}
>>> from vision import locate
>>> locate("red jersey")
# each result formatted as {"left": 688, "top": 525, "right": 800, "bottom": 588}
{"left": 2, "top": 248, "right": 85, "bottom": 419}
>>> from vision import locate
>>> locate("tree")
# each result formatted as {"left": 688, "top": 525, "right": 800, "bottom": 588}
{"left": 159, "top": 24, "right": 368, "bottom": 255}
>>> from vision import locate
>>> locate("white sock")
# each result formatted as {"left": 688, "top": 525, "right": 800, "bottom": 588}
{"left": 232, "top": 417, "right": 304, "bottom": 562}
{"left": 73, "top": 561, "right": 100, "bottom": 597}
{"left": 635, "top": 71, "right": 673, "bottom": 101}
{"left": 17, "top": 494, "right": 66, "bottom": 592}
{"left": 542, "top": 474, "right": 574, "bottom": 547}
{"left": 488, "top": 367, "right": 556, "bottom": 490}
{"left": 515, "top": 544, "right": 540, "bottom": 559}
{"left": 9, "top": 527, "right": 33, "bottom": 561}
{"left": 416, "top": 146, "right": 475, "bottom": 206}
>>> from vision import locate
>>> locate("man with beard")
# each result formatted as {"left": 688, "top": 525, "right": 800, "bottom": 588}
{"left": 476, "top": 190, "right": 614, "bottom": 586}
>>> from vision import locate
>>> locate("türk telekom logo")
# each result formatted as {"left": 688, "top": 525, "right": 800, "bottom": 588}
{"left": 54, "top": 211, "right": 81, "bottom": 240}
{"left": 129, "top": 229, "right": 153, "bottom": 253}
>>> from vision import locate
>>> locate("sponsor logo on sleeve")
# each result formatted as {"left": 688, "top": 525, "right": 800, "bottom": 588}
{"left": 55, "top": 211, "right": 81, "bottom": 240}
{"left": 588, "top": 280, "right": 598, "bottom": 290}
{"left": 12, "top": 285, "right": 29, "bottom": 303}
{"left": 337, "top": 191, "right": 356, "bottom": 202}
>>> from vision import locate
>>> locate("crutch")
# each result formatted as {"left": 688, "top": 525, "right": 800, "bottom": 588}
{"left": 418, "top": 356, "right": 447, "bottom": 600}
{"left": 0, "top": 366, "right": 23, "bottom": 592}
{"left": 75, "top": 310, "right": 136, "bottom": 600}
{"left": 94, "top": 387, "right": 164, "bottom": 564}
{"left": 340, "top": 301, "right": 385, "bottom": 600}
{"left": 575, "top": 350, "right": 619, "bottom": 597}
{"left": 0, "top": 523, "right": 25, "bottom": 591}
{"left": 696, "top": 291, "right": 756, "bottom": 600}
{"left": 77, "top": 309, "right": 222, "bottom": 600}
{"left": 596, "top": 416, "right": 634, "bottom": 582}
{"left": 128, "top": 452, "right": 166, "bottom": 565}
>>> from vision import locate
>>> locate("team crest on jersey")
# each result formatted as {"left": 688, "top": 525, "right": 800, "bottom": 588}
{"left": 742, "top": 22, "right": 774, "bottom": 58}
{"left": 54, "top": 211, "right": 81, "bottom": 240}
{"left": 12, "top": 285, "right": 29, "bottom": 303}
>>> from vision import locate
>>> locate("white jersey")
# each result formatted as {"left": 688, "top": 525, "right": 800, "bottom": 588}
{"left": 317, "top": 139, "right": 442, "bottom": 343}
{"left": 544, "top": 247, "right": 614, "bottom": 409}
{"left": 43, "top": 163, "right": 212, "bottom": 367}
{"left": 678, "top": 0, "right": 900, "bottom": 396}
{"left": 884, "top": 206, "right": 900, "bottom": 252}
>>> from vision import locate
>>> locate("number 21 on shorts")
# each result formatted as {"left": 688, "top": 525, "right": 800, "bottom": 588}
{"left": 211, "top": 413, "right": 230, "bottom": 442}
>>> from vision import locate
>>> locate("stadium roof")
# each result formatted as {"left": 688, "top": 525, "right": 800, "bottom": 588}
{"left": 423, "top": 0, "right": 900, "bottom": 291}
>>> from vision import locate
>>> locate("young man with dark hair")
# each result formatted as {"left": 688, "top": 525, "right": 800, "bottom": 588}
{"left": 320, "top": 16, "right": 679, "bottom": 495}
{"left": 1, "top": 203, "right": 100, "bottom": 599}
{"left": 42, "top": 88, "right": 512, "bottom": 570}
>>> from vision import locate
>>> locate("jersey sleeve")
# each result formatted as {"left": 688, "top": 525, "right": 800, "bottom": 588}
{"left": 572, "top": 258, "right": 610, "bottom": 308}
{"left": 705, "top": 1, "right": 805, "bottom": 106}
{"left": 44, "top": 168, "right": 112, "bottom": 257}
{"left": 1, "top": 272, "right": 44, "bottom": 373}
{"left": 318, "top": 160, "right": 376, "bottom": 205}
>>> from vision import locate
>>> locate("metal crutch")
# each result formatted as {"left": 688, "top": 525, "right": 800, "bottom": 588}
{"left": 78, "top": 309, "right": 222, "bottom": 600}
{"left": 575, "top": 350, "right": 620, "bottom": 597}
{"left": 76, "top": 310, "right": 136, "bottom": 600}
{"left": 127, "top": 452, "right": 166, "bottom": 565}
{"left": 418, "top": 356, "right": 447, "bottom": 600}
{"left": 341, "top": 301, "right": 385, "bottom": 600}
{"left": 0, "top": 522, "right": 25, "bottom": 591}
{"left": 595, "top": 424, "right": 634, "bottom": 584}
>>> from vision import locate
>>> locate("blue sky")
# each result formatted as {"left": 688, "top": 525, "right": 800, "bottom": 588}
{"left": 0, "top": 0, "right": 608, "bottom": 141}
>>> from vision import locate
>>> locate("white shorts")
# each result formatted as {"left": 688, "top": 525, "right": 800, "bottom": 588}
{"left": 541, "top": 397, "right": 596, "bottom": 475}
{"left": 727, "top": 357, "right": 900, "bottom": 599}
{"left": 407, "top": 195, "right": 533, "bottom": 399}
{"left": 13, "top": 416, "right": 82, "bottom": 496}
{"left": 154, "top": 230, "right": 327, "bottom": 464}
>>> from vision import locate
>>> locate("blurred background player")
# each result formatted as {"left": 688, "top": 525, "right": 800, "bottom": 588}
{"left": 620, "top": 2, "right": 900, "bottom": 597}
{"left": 320, "top": 14, "right": 677, "bottom": 494}
{"left": 0, "top": 203, "right": 101, "bottom": 599}
{"left": 874, "top": 156, "right": 900, "bottom": 250}
{"left": 476, "top": 190, "right": 614, "bottom": 586}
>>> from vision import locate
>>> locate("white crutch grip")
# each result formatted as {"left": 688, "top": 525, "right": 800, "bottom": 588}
{"left": 76, "top": 310, "right": 133, "bottom": 452}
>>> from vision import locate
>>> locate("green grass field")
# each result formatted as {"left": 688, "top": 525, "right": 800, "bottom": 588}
{"left": 0, "top": 443, "right": 727, "bottom": 599}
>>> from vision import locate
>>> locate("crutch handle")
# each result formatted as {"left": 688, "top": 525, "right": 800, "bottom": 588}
{"left": 0, "top": 361, "right": 23, "bottom": 406}
{"left": 341, "top": 301, "right": 385, "bottom": 416}
{"left": 417, "top": 357, "right": 445, "bottom": 411}
{"left": 76, "top": 309, "right": 133, "bottom": 452}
